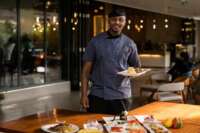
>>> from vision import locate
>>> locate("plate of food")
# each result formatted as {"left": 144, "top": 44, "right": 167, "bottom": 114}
{"left": 134, "top": 115, "right": 160, "bottom": 124}
{"left": 83, "top": 120, "right": 103, "bottom": 132}
{"left": 117, "top": 67, "right": 151, "bottom": 77}
{"left": 103, "top": 116, "right": 147, "bottom": 133}
{"left": 41, "top": 122, "right": 79, "bottom": 133}
{"left": 134, "top": 115, "right": 170, "bottom": 133}
{"left": 104, "top": 122, "right": 147, "bottom": 133}
{"left": 143, "top": 122, "right": 170, "bottom": 133}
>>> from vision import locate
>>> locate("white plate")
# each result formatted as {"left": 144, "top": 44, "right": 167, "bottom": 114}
{"left": 134, "top": 115, "right": 160, "bottom": 124}
{"left": 83, "top": 120, "right": 104, "bottom": 131}
{"left": 103, "top": 116, "right": 147, "bottom": 133}
{"left": 117, "top": 68, "right": 151, "bottom": 77}
{"left": 103, "top": 116, "right": 136, "bottom": 124}
{"left": 143, "top": 123, "right": 170, "bottom": 133}
{"left": 134, "top": 115, "right": 170, "bottom": 133}
{"left": 41, "top": 123, "right": 79, "bottom": 133}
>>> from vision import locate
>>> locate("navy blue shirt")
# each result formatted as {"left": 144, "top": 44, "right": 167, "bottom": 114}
{"left": 83, "top": 32, "right": 141, "bottom": 100}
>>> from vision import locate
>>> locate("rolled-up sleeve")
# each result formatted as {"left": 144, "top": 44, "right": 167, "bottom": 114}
{"left": 83, "top": 40, "right": 96, "bottom": 62}
{"left": 128, "top": 41, "right": 141, "bottom": 67}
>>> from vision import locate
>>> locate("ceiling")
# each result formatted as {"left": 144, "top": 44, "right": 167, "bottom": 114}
{"left": 97, "top": 0, "right": 200, "bottom": 20}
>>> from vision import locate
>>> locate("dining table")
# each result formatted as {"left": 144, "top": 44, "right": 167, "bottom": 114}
{"left": 1, "top": 102, "right": 200, "bottom": 133}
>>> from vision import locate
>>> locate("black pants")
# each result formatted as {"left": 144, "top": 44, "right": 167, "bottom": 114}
{"left": 87, "top": 95, "right": 130, "bottom": 115}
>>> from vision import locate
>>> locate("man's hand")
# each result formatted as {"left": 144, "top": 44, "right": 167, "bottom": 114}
{"left": 80, "top": 95, "right": 89, "bottom": 109}
{"left": 81, "top": 61, "right": 93, "bottom": 110}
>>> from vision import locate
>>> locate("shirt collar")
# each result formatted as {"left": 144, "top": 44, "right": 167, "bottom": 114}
{"left": 106, "top": 31, "right": 122, "bottom": 39}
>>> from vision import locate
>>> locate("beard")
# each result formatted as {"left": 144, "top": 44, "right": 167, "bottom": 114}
{"left": 109, "top": 28, "right": 122, "bottom": 36}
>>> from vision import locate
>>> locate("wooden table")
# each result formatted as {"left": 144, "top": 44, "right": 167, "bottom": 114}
{"left": 1, "top": 102, "right": 200, "bottom": 133}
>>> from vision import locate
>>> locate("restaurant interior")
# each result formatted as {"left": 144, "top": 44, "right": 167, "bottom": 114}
{"left": 1, "top": 0, "right": 200, "bottom": 132}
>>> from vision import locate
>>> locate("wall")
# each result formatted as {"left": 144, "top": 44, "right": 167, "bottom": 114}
{"left": 0, "top": 81, "right": 78, "bottom": 122}
{"left": 145, "top": 14, "right": 182, "bottom": 44}
{"left": 104, "top": 5, "right": 183, "bottom": 52}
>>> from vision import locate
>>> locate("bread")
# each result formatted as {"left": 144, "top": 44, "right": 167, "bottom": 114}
{"left": 127, "top": 67, "right": 137, "bottom": 74}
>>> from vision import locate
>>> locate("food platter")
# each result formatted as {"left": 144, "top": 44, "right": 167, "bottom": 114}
{"left": 117, "top": 68, "right": 151, "bottom": 77}
{"left": 135, "top": 115, "right": 171, "bottom": 133}
{"left": 41, "top": 123, "right": 79, "bottom": 133}
{"left": 103, "top": 116, "right": 147, "bottom": 133}
{"left": 103, "top": 115, "right": 170, "bottom": 133}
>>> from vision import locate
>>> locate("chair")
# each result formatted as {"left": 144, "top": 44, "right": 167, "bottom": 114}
{"left": 156, "top": 82, "right": 185, "bottom": 103}
{"left": 150, "top": 72, "right": 172, "bottom": 84}
{"left": 173, "top": 76, "right": 191, "bottom": 102}
{"left": 140, "top": 72, "right": 171, "bottom": 101}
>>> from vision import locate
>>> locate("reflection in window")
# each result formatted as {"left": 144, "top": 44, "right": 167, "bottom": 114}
{"left": 46, "top": 1, "right": 61, "bottom": 83}
{"left": 0, "top": 1, "right": 17, "bottom": 89}
{"left": 20, "top": 0, "right": 61, "bottom": 86}
{"left": 0, "top": 0, "right": 62, "bottom": 90}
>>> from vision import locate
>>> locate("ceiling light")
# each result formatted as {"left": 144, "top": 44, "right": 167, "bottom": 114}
{"left": 165, "top": 24, "right": 169, "bottom": 29}
{"left": 74, "top": 12, "right": 78, "bottom": 18}
{"left": 99, "top": 6, "right": 104, "bottom": 10}
{"left": 153, "top": 24, "right": 156, "bottom": 29}
{"left": 36, "top": 17, "right": 40, "bottom": 23}
{"left": 46, "top": 1, "right": 51, "bottom": 6}
{"left": 94, "top": 9, "right": 98, "bottom": 13}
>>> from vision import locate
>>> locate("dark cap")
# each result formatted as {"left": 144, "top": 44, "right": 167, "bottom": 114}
{"left": 108, "top": 9, "right": 126, "bottom": 18}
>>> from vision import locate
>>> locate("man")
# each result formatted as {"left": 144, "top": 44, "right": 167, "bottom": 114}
{"left": 81, "top": 9, "right": 141, "bottom": 115}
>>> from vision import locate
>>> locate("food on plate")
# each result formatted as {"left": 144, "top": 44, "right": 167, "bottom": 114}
{"left": 83, "top": 120, "right": 103, "bottom": 131}
{"left": 104, "top": 116, "right": 147, "bottom": 133}
{"left": 148, "top": 123, "right": 169, "bottom": 133}
{"left": 78, "top": 129, "right": 103, "bottom": 133}
{"left": 127, "top": 119, "right": 146, "bottom": 133}
{"left": 48, "top": 123, "right": 77, "bottom": 133}
{"left": 128, "top": 128, "right": 146, "bottom": 133}
{"left": 111, "top": 126, "right": 123, "bottom": 132}
{"left": 127, "top": 67, "right": 137, "bottom": 74}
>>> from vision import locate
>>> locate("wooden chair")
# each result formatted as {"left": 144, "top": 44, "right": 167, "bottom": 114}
{"left": 156, "top": 82, "right": 185, "bottom": 103}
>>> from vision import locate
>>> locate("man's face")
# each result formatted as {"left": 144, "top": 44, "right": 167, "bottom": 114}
{"left": 108, "top": 16, "right": 126, "bottom": 34}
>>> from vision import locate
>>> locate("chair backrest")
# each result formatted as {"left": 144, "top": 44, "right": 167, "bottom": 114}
{"left": 151, "top": 72, "right": 171, "bottom": 83}
{"left": 158, "top": 82, "right": 184, "bottom": 92}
